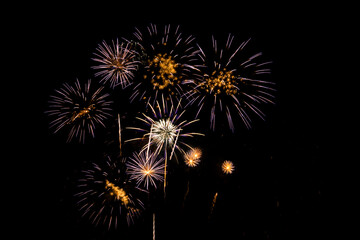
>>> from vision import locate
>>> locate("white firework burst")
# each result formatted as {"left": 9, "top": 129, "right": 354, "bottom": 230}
{"left": 126, "top": 150, "right": 165, "bottom": 190}
{"left": 46, "top": 79, "right": 112, "bottom": 143}
{"left": 126, "top": 95, "right": 203, "bottom": 159}
{"left": 92, "top": 39, "right": 139, "bottom": 89}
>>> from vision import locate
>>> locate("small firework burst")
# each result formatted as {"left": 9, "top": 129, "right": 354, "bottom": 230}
{"left": 126, "top": 95, "right": 203, "bottom": 159}
{"left": 75, "top": 156, "right": 145, "bottom": 229}
{"left": 126, "top": 150, "right": 165, "bottom": 190}
{"left": 184, "top": 148, "right": 202, "bottom": 167}
{"left": 129, "top": 23, "right": 201, "bottom": 106}
{"left": 186, "top": 34, "right": 275, "bottom": 132}
{"left": 92, "top": 39, "right": 139, "bottom": 89}
{"left": 222, "top": 160, "right": 235, "bottom": 174}
{"left": 46, "top": 79, "right": 112, "bottom": 143}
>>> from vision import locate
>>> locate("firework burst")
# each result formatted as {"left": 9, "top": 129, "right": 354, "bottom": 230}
{"left": 126, "top": 96, "right": 203, "bottom": 195}
{"left": 186, "top": 34, "right": 275, "bottom": 132}
{"left": 46, "top": 79, "right": 112, "bottom": 143}
{"left": 222, "top": 160, "right": 235, "bottom": 174}
{"left": 129, "top": 23, "right": 201, "bottom": 106}
{"left": 126, "top": 150, "right": 165, "bottom": 190}
{"left": 75, "top": 156, "right": 145, "bottom": 229}
{"left": 92, "top": 39, "right": 139, "bottom": 89}
{"left": 126, "top": 95, "right": 203, "bottom": 159}
{"left": 184, "top": 147, "right": 202, "bottom": 167}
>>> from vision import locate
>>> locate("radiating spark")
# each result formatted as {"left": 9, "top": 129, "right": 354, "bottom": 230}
{"left": 46, "top": 79, "right": 112, "bottom": 143}
{"left": 126, "top": 150, "right": 165, "bottom": 190}
{"left": 92, "top": 39, "right": 139, "bottom": 89}
{"left": 153, "top": 213, "right": 156, "bottom": 240}
{"left": 222, "top": 160, "right": 234, "bottom": 174}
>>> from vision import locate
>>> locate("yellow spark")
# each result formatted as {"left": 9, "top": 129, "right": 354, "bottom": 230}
{"left": 209, "top": 192, "right": 218, "bottom": 218}
{"left": 110, "top": 57, "right": 125, "bottom": 71}
{"left": 105, "top": 179, "right": 129, "bottom": 206}
{"left": 147, "top": 53, "right": 181, "bottom": 93}
{"left": 143, "top": 168, "right": 153, "bottom": 176}
{"left": 222, "top": 160, "right": 234, "bottom": 174}
{"left": 201, "top": 68, "right": 237, "bottom": 96}
{"left": 71, "top": 104, "right": 95, "bottom": 122}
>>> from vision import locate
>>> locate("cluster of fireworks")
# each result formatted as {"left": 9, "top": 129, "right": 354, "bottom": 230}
{"left": 46, "top": 23, "right": 275, "bottom": 232}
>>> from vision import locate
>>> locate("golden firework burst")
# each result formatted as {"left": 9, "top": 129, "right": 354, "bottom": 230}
{"left": 146, "top": 53, "right": 181, "bottom": 94}
{"left": 105, "top": 179, "right": 129, "bottom": 205}
{"left": 201, "top": 68, "right": 237, "bottom": 96}
{"left": 222, "top": 160, "right": 234, "bottom": 174}
{"left": 184, "top": 148, "right": 202, "bottom": 167}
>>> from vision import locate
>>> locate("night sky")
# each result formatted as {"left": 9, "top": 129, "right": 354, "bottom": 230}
{"left": 18, "top": 3, "right": 338, "bottom": 240}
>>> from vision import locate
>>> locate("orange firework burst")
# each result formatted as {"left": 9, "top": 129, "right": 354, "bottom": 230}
{"left": 222, "top": 160, "right": 234, "bottom": 174}
{"left": 184, "top": 148, "right": 202, "bottom": 167}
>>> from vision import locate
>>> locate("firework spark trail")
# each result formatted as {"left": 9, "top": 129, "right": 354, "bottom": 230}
{"left": 184, "top": 181, "right": 190, "bottom": 202}
{"left": 209, "top": 192, "right": 219, "bottom": 219}
{"left": 118, "top": 114, "right": 122, "bottom": 155}
{"left": 169, "top": 129, "right": 180, "bottom": 161}
{"left": 46, "top": 79, "right": 112, "bottom": 143}
{"left": 153, "top": 213, "right": 156, "bottom": 240}
{"left": 146, "top": 125, "right": 153, "bottom": 160}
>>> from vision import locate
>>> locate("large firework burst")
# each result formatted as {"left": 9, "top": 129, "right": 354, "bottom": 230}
{"left": 186, "top": 34, "right": 275, "bottom": 132}
{"left": 92, "top": 39, "right": 139, "bottom": 89}
{"left": 129, "top": 24, "right": 201, "bottom": 106}
{"left": 126, "top": 95, "right": 203, "bottom": 160}
{"left": 46, "top": 79, "right": 112, "bottom": 143}
{"left": 126, "top": 150, "right": 165, "bottom": 190}
{"left": 75, "top": 156, "right": 145, "bottom": 229}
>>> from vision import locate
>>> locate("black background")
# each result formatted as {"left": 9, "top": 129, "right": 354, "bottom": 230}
{"left": 13, "top": 2, "right": 342, "bottom": 240}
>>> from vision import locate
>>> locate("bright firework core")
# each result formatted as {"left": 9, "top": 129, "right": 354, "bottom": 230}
{"left": 152, "top": 118, "right": 179, "bottom": 146}
{"left": 201, "top": 68, "right": 237, "bottom": 96}
{"left": 222, "top": 160, "right": 235, "bottom": 174}
{"left": 71, "top": 104, "right": 95, "bottom": 122}
{"left": 146, "top": 53, "right": 180, "bottom": 92}
{"left": 110, "top": 57, "right": 125, "bottom": 71}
